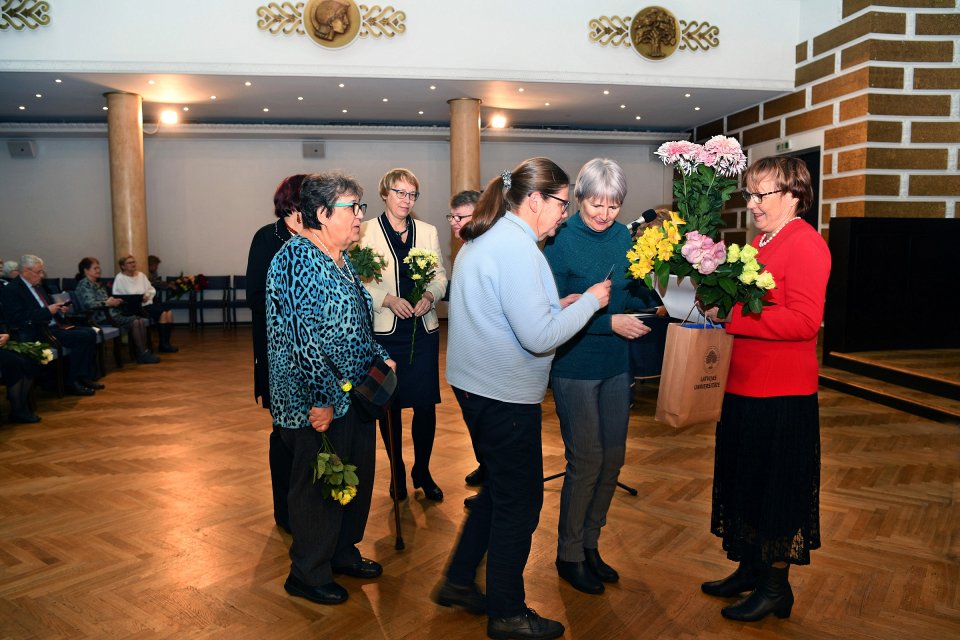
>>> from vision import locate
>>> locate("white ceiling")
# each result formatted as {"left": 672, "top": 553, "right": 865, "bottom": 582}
{"left": 0, "top": 71, "right": 783, "bottom": 135}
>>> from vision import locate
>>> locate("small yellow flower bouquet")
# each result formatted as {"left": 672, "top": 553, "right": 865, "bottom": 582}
{"left": 312, "top": 432, "right": 360, "bottom": 506}
{"left": 402, "top": 248, "right": 439, "bottom": 364}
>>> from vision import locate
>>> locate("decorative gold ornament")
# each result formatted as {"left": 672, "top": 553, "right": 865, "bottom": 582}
{"left": 588, "top": 6, "right": 720, "bottom": 59}
{"left": 631, "top": 6, "right": 679, "bottom": 60}
{"left": 588, "top": 15, "right": 632, "bottom": 47}
{"left": 1, "top": 0, "right": 50, "bottom": 31}
{"left": 678, "top": 19, "right": 720, "bottom": 51}
{"left": 256, "top": 1, "right": 406, "bottom": 47}
{"left": 304, "top": 0, "right": 360, "bottom": 49}
{"left": 360, "top": 4, "right": 405, "bottom": 38}
{"left": 256, "top": 2, "right": 305, "bottom": 35}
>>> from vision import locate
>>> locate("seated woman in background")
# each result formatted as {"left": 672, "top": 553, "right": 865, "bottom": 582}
{"left": 111, "top": 255, "right": 179, "bottom": 353}
{"left": 75, "top": 257, "right": 160, "bottom": 365}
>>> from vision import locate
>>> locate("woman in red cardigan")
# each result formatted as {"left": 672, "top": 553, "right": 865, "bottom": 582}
{"left": 702, "top": 156, "right": 831, "bottom": 622}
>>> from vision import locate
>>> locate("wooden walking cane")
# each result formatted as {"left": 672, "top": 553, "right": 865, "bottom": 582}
{"left": 384, "top": 403, "right": 405, "bottom": 550}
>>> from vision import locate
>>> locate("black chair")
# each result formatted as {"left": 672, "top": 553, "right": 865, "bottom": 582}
{"left": 42, "top": 277, "right": 62, "bottom": 294}
{"left": 67, "top": 290, "right": 125, "bottom": 372}
{"left": 196, "top": 275, "right": 231, "bottom": 328}
{"left": 226, "top": 275, "right": 248, "bottom": 327}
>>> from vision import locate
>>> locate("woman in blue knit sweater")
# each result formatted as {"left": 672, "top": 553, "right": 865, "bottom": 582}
{"left": 543, "top": 158, "right": 661, "bottom": 595}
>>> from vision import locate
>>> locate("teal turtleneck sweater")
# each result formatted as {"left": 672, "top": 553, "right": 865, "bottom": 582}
{"left": 543, "top": 212, "right": 660, "bottom": 380}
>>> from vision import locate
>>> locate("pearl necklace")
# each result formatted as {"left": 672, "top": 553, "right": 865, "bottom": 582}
{"left": 308, "top": 229, "right": 355, "bottom": 284}
{"left": 758, "top": 216, "right": 802, "bottom": 248}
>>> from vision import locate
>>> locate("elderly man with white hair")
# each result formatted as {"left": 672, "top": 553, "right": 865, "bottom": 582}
{"left": 0, "top": 255, "right": 102, "bottom": 396}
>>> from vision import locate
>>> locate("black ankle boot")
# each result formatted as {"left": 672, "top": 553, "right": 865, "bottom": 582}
{"left": 556, "top": 559, "right": 604, "bottom": 595}
{"left": 701, "top": 559, "right": 759, "bottom": 597}
{"left": 158, "top": 324, "right": 178, "bottom": 353}
{"left": 584, "top": 548, "right": 619, "bottom": 583}
{"left": 721, "top": 564, "right": 793, "bottom": 621}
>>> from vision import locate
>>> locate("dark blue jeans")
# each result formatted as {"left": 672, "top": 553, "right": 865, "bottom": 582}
{"left": 445, "top": 388, "right": 544, "bottom": 618}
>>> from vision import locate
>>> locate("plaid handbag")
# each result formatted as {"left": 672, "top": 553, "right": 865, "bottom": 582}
{"left": 322, "top": 353, "right": 397, "bottom": 423}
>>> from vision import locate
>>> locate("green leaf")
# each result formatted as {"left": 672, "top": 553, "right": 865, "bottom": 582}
{"left": 329, "top": 472, "right": 343, "bottom": 486}
{"left": 718, "top": 278, "right": 736, "bottom": 295}
{"left": 343, "top": 470, "right": 359, "bottom": 486}
{"left": 748, "top": 298, "right": 763, "bottom": 314}
{"left": 315, "top": 459, "right": 326, "bottom": 476}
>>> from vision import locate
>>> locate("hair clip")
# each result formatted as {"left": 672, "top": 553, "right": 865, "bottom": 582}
{"left": 500, "top": 170, "right": 512, "bottom": 190}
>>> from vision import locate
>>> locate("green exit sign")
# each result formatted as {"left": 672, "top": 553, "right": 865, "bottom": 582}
{"left": 776, "top": 141, "right": 791, "bottom": 152}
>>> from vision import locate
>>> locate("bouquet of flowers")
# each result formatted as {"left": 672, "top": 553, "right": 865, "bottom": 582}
{"left": 655, "top": 135, "right": 747, "bottom": 239}
{"left": 312, "top": 432, "right": 359, "bottom": 505}
{"left": 169, "top": 273, "right": 208, "bottom": 300}
{"left": 628, "top": 216, "right": 776, "bottom": 319}
{"left": 1, "top": 340, "right": 54, "bottom": 364}
{"left": 403, "top": 248, "right": 439, "bottom": 364}
{"left": 348, "top": 245, "right": 388, "bottom": 283}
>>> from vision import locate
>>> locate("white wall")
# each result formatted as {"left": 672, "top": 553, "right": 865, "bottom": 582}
{"left": 0, "top": 137, "right": 671, "bottom": 280}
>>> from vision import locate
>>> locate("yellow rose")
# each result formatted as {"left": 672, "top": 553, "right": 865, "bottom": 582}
{"left": 739, "top": 269, "right": 757, "bottom": 285}
{"left": 726, "top": 244, "right": 740, "bottom": 263}
{"left": 740, "top": 245, "right": 758, "bottom": 261}
{"left": 756, "top": 271, "right": 776, "bottom": 290}
{"left": 743, "top": 259, "right": 760, "bottom": 273}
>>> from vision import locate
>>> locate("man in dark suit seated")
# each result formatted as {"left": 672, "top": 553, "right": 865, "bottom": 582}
{"left": 2, "top": 255, "right": 102, "bottom": 396}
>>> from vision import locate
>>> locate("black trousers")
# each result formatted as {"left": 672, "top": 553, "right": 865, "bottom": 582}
{"left": 51, "top": 326, "right": 98, "bottom": 384}
{"left": 269, "top": 422, "right": 292, "bottom": 530}
{"left": 280, "top": 409, "right": 376, "bottom": 586}
{"left": 445, "top": 388, "right": 544, "bottom": 619}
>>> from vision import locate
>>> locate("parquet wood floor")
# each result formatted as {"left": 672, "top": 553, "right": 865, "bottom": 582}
{"left": 1, "top": 327, "right": 958, "bottom": 639}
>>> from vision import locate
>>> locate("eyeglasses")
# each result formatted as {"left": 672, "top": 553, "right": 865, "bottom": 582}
{"left": 445, "top": 213, "right": 473, "bottom": 223}
{"left": 542, "top": 193, "right": 570, "bottom": 212}
{"left": 389, "top": 188, "right": 420, "bottom": 201}
{"left": 331, "top": 202, "right": 367, "bottom": 216}
{"left": 741, "top": 188, "right": 785, "bottom": 204}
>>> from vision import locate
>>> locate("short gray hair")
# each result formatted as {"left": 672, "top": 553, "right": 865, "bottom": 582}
{"left": 574, "top": 158, "right": 627, "bottom": 205}
{"left": 19, "top": 254, "right": 43, "bottom": 271}
{"left": 3, "top": 259, "right": 20, "bottom": 277}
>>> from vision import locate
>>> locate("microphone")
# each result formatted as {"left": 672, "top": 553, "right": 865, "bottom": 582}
{"left": 628, "top": 209, "right": 658, "bottom": 235}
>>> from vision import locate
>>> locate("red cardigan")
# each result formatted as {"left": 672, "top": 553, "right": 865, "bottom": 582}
{"left": 724, "top": 220, "right": 831, "bottom": 398}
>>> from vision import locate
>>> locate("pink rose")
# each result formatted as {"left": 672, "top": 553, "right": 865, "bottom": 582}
{"left": 681, "top": 231, "right": 710, "bottom": 263}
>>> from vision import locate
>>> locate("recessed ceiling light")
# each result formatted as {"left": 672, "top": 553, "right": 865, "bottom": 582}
{"left": 518, "top": 87, "right": 524, "bottom": 92}
{"left": 603, "top": 90, "right": 610, "bottom": 95}
{"left": 18, "top": 105, "right": 25, "bottom": 110}
{"left": 245, "top": 81, "right": 252, "bottom": 87}
{"left": 429, "top": 85, "right": 436, "bottom": 90}
{"left": 54, "top": 78, "right": 62, "bottom": 83}
{"left": 635, "top": 115, "right": 641, "bottom": 120}
{"left": 620, "top": 104, "right": 626, "bottom": 109}
{"left": 262, "top": 107, "right": 269, "bottom": 112}
{"left": 148, "top": 80, "right": 156, "bottom": 85}
{"left": 182, "top": 106, "right": 189, "bottom": 111}
{"left": 418, "top": 110, "right": 424, "bottom": 115}
{"left": 694, "top": 106, "right": 701, "bottom": 111}
{"left": 339, "top": 83, "right": 345, "bottom": 88}
{"left": 684, "top": 93, "right": 691, "bottom": 98}
{"left": 382, "top": 98, "right": 389, "bottom": 102}
{"left": 490, "top": 114, "right": 508, "bottom": 129}
{"left": 160, "top": 110, "right": 178, "bottom": 124}
{"left": 210, "top": 95, "right": 217, "bottom": 100}
{"left": 544, "top": 102, "right": 550, "bottom": 106}
{"left": 35, "top": 93, "right": 42, "bottom": 98}
{"left": 342, "top": 109, "right": 348, "bottom": 113}
{"left": 103, "top": 106, "right": 109, "bottom": 111}
{"left": 297, "top": 96, "right": 304, "bottom": 101}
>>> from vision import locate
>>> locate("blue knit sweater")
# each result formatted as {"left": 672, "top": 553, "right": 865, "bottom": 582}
{"left": 543, "top": 213, "right": 660, "bottom": 380}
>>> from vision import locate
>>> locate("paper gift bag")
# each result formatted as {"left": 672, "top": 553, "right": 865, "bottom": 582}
{"left": 655, "top": 323, "right": 733, "bottom": 428}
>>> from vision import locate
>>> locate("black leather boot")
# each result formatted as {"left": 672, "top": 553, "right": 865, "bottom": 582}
{"left": 158, "top": 324, "right": 179, "bottom": 353}
{"left": 556, "top": 559, "right": 604, "bottom": 594}
{"left": 701, "top": 558, "right": 760, "bottom": 597}
{"left": 584, "top": 547, "right": 619, "bottom": 583}
{"left": 721, "top": 564, "right": 794, "bottom": 621}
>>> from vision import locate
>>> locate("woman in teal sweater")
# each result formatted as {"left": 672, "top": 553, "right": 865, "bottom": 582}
{"left": 543, "top": 157, "right": 660, "bottom": 595}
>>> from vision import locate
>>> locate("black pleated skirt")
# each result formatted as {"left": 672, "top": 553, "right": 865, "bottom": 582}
{"left": 375, "top": 316, "right": 440, "bottom": 408}
{"left": 710, "top": 392, "right": 821, "bottom": 565}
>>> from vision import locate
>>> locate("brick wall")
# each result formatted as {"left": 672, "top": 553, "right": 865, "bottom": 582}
{"left": 693, "top": 0, "right": 959, "bottom": 241}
